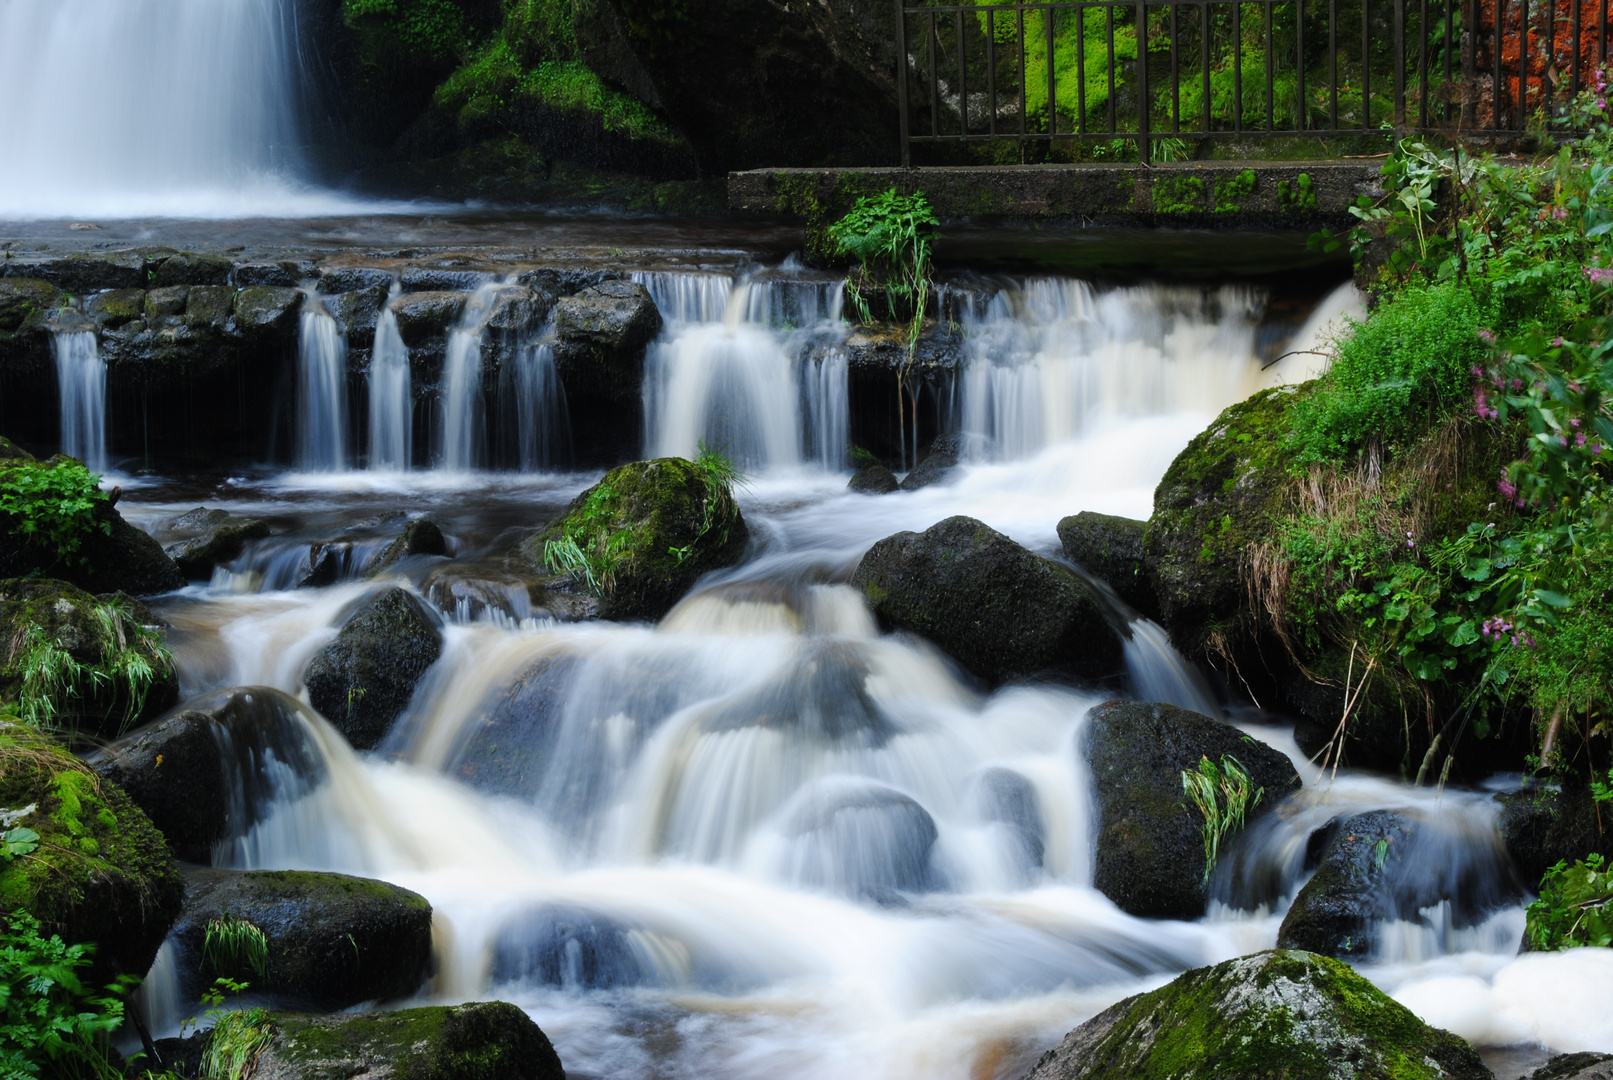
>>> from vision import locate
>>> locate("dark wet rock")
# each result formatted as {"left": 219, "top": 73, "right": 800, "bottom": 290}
{"left": 0, "top": 279, "right": 59, "bottom": 369}
{"left": 1496, "top": 784, "right": 1606, "bottom": 887}
{"left": 1085, "top": 700, "right": 1300, "bottom": 919}
{"left": 245, "top": 1001, "right": 563, "bottom": 1080}
{"left": 170, "top": 868, "right": 432, "bottom": 1010}
{"left": 1278, "top": 808, "right": 1523, "bottom": 958}
{"left": 492, "top": 906, "right": 647, "bottom": 989}
{"left": 144, "top": 285, "right": 189, "bottom": 326}
{"left": 401, "top": 267, "right": 494, "bottom": 292}
{"left": 325, "top": 284, "right": 389, "bottom": 348}
{"left": 0, "top": 578, "right": 179, "bottom": 743}
{"left": 448, "top": 655, "right": 580, "bottom": 797}
{"left": 851, "top": 515, "right": 1122, "bottom": 685}
{"left": 233, "top": 285, "right": 303, "bottom": 339}
{"left": 0, "top": 436, "right": 31, "bottom": 460}
{"left": 1022, "top": 949, "right": 1491, "bottom": 1080}
{"left": 520, "top": 456, "right": 748, "bottom": 622}
{"left": 162, "top": 507, "right": 271, "bottom": 579}
{"left": 304, "top": 587, "right": 443, "bottom": 749}
{"left": 834, "top": 322, "right": 965, "bottom": 374}
{"left": 317, "top": 266, "right": 395, "bottom": 294}
{"left": 293, "top": 542, "right": 350, "bottom": 589}
{"left": 1, "top": 253, "right": 144, "bottom": 292}
{"left": 89, "top": 686, "right": 326, "bottom": 864}
{"left": 0, "top": 278, "right": 60, "bottom": 332}
{"left": 150, "top": 253, "right": 233, "bottom": 288}
{"left": 184, "top": 285, "right": 235, "bottom": 331}
{"left": 1527, "top": 1054, "right": 1613, "bottom": 1080}
{"left": 848, "top": 464, "right": 899, "bottom": 494}
{"left": 551, "top": 279, "right": 661, "bottom": 401}
{"left": 784, "top": 780, "right": 938, "bottom": 895}
{"left": 0, "top": 719, "right": 184, "bottom": 981}
{"left": 85, "top": 288, "right": 146, "bottom": 330}
{"left": 485, "top": 285, "right": 551, "bottom": 335}
{"left": 362, "top": 518, "right": 448, "bottom": 578}
{"left": 516, "top": 267, "right": 624, "bottom": 297}
{"left": 898, "top": 434, "right": 963, "bottom": 491}
{"left": 1059, "top": 511, "right": 1156, "bottom": 617}
{"left": 390, "top": 290, "right": 467, "bottom": 347}
{"left": 231, "top": 262, "right": 301, "bottom": 288}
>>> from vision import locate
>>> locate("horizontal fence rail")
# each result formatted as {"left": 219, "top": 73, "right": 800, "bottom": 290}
{"left": 895, "top": 0, "right": 1613, "bottom": 162}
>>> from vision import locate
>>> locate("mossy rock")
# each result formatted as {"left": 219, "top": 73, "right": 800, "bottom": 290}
{"left": 1058, "top": 511, "right": 1156, "bottom": 617}
{"left": 85, "top": 288, "right": 146, "bottom": 330}
{"left": 0, "top": 720, "right": 184, "bottom": 980}
{"left": 234, "top": 285, "right": 304, "bottom": 340}
{"left": 1023, "top": 949, "right": 1490, "bottom": 1080}
{"left": 520, "top": 456, "right": 749, "bottom": 622}
{"left": 169, "top": 868, "right": 433, "bottom": 1011}
{"left": 1495, "top": 783, "right": 1606, "bottom": 886}
{"left": 0, "top": 481, "right": 186, "bottom": 597}
{"left": 0, "top": 577, "right": 178, "bottom": 742}
{"left": 304, "top": 588, "right": 444, "bottom": 750}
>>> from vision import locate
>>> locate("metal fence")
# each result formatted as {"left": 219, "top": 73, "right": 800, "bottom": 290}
{"left": 895, "top": 0, "right": 1613, "bottom": 162}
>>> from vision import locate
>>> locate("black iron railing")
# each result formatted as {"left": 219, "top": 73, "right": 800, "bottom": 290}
{"left": 896, "top": 0, "right": 1612, "bottom": 162}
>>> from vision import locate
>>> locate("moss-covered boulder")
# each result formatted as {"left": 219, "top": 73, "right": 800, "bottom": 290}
{"left": 85, "top": 288, "right": 146, "bottom": 330}
{"left": 251, "top": 1001, "right": 561, "bottom": 1080}
{"left": 150, "top": 253, "right": 233, "bottom": 288}
{"left": 1525, "top": 1055, "right": 1613, "bottom": 1080}
{"left": 520, "top": 456, "right": 749, "bottom": 622}
{"left": 0, "top": 471, "right": 185, "bottom": 596}
{"left": 161, "top": 507, "right": 270, "bottom": 579}
{"left": 233, "top": 285, "right": 303, "bottom": 340}
{"left": 1023, "top": 949, "right": 1490, "bottom": 1080}
{"left": 304, "top": 588, "right": 444, "bottom": 750}
{"left": 0, "top": 578, "right": 178, "bottom": 742}
{"left": 169, "top": 869, "right": 433, "bottom": 1010}
{"left": 362, "top": 518, "right": 450, "bottom": 578}
{"left": 0, "top": 720, "right": 184, "bottom": 979}
{"left": 1085, "top": 700, "right": 1301, "bottom": 918}
{"left": 1059, "top": 511, "right": 1156, "bottom": 617}
{"left": 851, "top": 516, "right": 1122, "bottom": 685}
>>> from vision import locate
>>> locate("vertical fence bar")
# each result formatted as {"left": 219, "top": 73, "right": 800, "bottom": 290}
{"left": 1443, "top": 0, "right": 1452, "bottom": 123}
{"left": 1139, "top": 0, "right": 1152, "bottom": 158}
{"left": 987, "top": 8, "right": 998, "bottom": 135}
{"left": 1331, "top": 0, "right": 1339, "bottom": 128}
{"left": 1464, "top": 0, "right": 1476, "bottom": 128}
{"left": 1267, "top": 0, "right": 1276, "bottom": 128}
{"left": 1573, "top": 0, "right": 1582, "bottom": 96}
{"left": 1202, "top": 0, "right": 1212, "bottom": 132}
{"left": 1602, "top": 0, "right": 1608, "bottom": 66}
{"left": 1108, "top": 5, "right": 1118, "bottom": 130}
{"left": 1297, "top": 0, "right": 1307, "bottom": 129}
{"left": 1235, "top": 0, "right": 1245, "bottom": 131}
{"left": 1494, "top": 0, "right": 1505, "bottom": 128}
{"left": 1363, "top": 0, "right": 1372, "bottom": 128}
{"left": 1018, "top": 5, "right": 1027, "bottom": 136}
{"left": 1078, "top": 2, "right": 1090, "bottom": 131}
{"left": 1048, "top": 3, "right": 1058, "bottom": 139}
{"left": 1395, "top": 0, "right": 1406, "bottom": 122}
{"left": 896, "top": 0, "right": 911, "bottom": 163}
{"left": 929, "top": 11, "right": 941, "bottom": 136}
{"left": 957, "top": 9, "right": 969, "bottom": 136}
{"left": 1171, "top": 2, "right": 1180, "bottom": 131}
{"left": 1420, "top": 0, "right": 1430, "bottom": 127}
{"left": 1520, "top": 0, "right": 1529, "bottom": 128}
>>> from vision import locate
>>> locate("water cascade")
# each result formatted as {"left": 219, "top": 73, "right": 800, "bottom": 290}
{"left": 511, "top": 339, "right": 571, "bottom": 471}
{"left": 53, "top": 330, "right": 106, "bottom": 471}
{"left": 368, "top": 284, "right": 413, "bottom": 471}
{"left": 438, "top": 283, "right": 501, "bottom": 471}
{"left": 297, "top": 305, "right": 349, "bottom": 472}
{"left": 0, "top": 0, "right": 314, "bottom": 218}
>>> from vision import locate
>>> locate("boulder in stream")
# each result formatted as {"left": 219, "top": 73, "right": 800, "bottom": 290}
{"left": 1022, "top": 949, "right": 1490, "bottom": 1080}
{"left": 1525, "top": 1055, "right": 1613, "bottom": 1080}
{"left": 233, "top": 285, "right": 303, "bottom": 339}
{"left": 169, "top": 868, "right": 433, "bottom": 1010}
{"left": 551, "top": 279, "right": 661, "bottom": 399}
{"left": 162, "top": 506, "right": 270, "bottom": 579}
{"left": 898, "top": 434, "right": 962, "bottom": 491}
{"left": 850, "top": 515, "right": 1122, "bottom": 685}
{"left": 1085, "top": 700, "right": 1300, "bottom": 919}
{"left": 304, "top": 587, "right": 443, "bottom": 749}
{"left": 848, "top": 464, "right": 899, "bottom": 494}
{"left": 362, "top": 517, "right": 449, "bottom": 578}
{"left": 1058, "top": 511, "right": 1157, "bottom": 616}
{"left": 0, "top": 719, "right": 184, "bottom": 982}
{"left": 390, "top": 289, "right": 468, "bottom": 347}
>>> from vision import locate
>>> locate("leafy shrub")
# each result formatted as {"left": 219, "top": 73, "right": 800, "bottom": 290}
{"left": 827, "top": 189, "right": 938, "bottom": 336}
{"left": 1526, "top": 853, "right": 1613, "bottom": 950}
{"left": 1288, "top": 281, "right": 1495, "bottom": 463}
{"left": 0, "top": 911, "right": 131, "bottom": 1079}
{"left": 0, "top": 460, "right": 109, "bottom": 568}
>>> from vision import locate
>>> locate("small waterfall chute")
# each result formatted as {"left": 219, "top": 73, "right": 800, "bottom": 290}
{"left": 368, "top": 282, "right": 411, "bottom": 471}
{"left": 438, "top": 283, "right": 501, "bottom": 472}
{"left": 297, "top": 303, "right": 349, "bottom": 472}
{"left": 511, "top": 338, "right": 571, "bottom": 472}
{"left": 53, "top": 329, "right": 106, "bottom": 471}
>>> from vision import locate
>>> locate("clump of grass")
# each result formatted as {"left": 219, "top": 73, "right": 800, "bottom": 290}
{"left": 827, "top": 188, "right": 938, "bottom": 345}
{"left": 203, "top": 914, "right": 269, "bottom": 982}
{"left": 1182, "top": 754, "right": 1264, "bottom": 881}
{"left": 8, "top": 594, "right": 173, "bottom": 734}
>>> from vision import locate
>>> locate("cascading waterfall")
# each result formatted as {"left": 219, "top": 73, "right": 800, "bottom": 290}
{"left": 297, "top": 305, "right": 349, "bottom": 472}
{"left": 53, "top": 330, "right": 106, "bottom": 471}
{"left": 512, "top": 339, "right": 571, "bottom": 472}
{"left": 438, "top": 283, "right": 501, "bottom": 472}
{"left": 0, "top": 0, "right": 322, "bottom": 218}
{"left": 368, "top": 284, "right": 412, "bottom": 472}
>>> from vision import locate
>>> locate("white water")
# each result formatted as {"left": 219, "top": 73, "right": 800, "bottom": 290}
{"left": 438, "top": 284, "right": 501, "bottom": 471}
{"left": 369, "top": 285, "right": 413, "bottom": 472}
{"left": 512, "top": 340, "right": 571, "bottom": 471}
{"left": 297, "top": 306, "right": 349, "bottom": 472}
{"left": 53, "top": 330, "right": 106, "bottom": 470}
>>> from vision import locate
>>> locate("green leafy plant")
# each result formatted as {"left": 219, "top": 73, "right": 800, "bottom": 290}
{"left": 826, "top": 188, "right": 938, "bottom": 343}
{"left": 1526, "top": 854, "right": 1613, "bottom": 950}
{"left": 0, "top": 460, "right": 110, "bottom": 568}
{"left": 0, "top": 826, "right": 38, "bottom": 862}
{"left": 0, "top": 911, "right": 133, "bottom": 1080}
{"left": 9, "top": 595, "right": 174, "bottom": 734}
{"left": 203, "top": 915, "right": 269, "bottom": 982}
{"left": 184, "top": 978, "right": 272, "bottom": 1080}
{"left": 1181, "top": 754, "right": 1264, "bottom": 881}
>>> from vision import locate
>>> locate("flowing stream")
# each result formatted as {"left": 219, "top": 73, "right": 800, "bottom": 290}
{"left": 122, "top": 270, "right": 1613, "bottom": 1077}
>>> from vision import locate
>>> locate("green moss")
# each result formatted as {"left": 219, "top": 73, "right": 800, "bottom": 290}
{"left": 1152, "top": 174, "right": 1207, "bottom": 214}
{"left": 1278, "top": 172, "right": 1320, "bottom": 212}
{"left": 1214, "top": 169, "right": 1258, "bottom": 213}
{"left": 341, "top": 0, "right": 469, "bottom": 65}
{"left": 267, "top": 1001, "right": 558, "bottom": 1080}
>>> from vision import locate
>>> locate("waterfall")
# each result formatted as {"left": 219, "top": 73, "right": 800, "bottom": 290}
{"left": 368, "top": 285, "right": 412, "bottom": 472}
{"left": 639, "top": 271, "right": 848, "bottom": 471}
{"left": 53, "top": 330, "right": 106, "bottom": 471}
{"left": 438, "top": 284, "right": 500, "bottom": 472}
{"left": 0, "top": 0, "right": 319, "bottom": 218}
{"left": 297, "top": 307, "right": 349, "bottom": 472}
{"left": 512, "top": 341, "right": 571, "bottom": 472}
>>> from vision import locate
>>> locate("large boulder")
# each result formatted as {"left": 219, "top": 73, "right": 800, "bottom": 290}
{"left": 1022, "top": 950, "right": 1490, "bottom": 1080}
{"left": 0, "top": 253, "right": 144, "bottom": 292}
{"left": 848, "top": 464, "right": 899, "bottom": 494}
{"left": 149, "top": 253, "right": 233, "bottom": 287}
{"left": 1525, "top": 1056, "right": 1613, "bottom": 1080}
{"left": 1495, "top": 784, "right": 1605, "bottom": 886}
{"left": 1085, "top": 700, "right": 1301, "bottom": 918}
{"left": 0, "top": 578, "right": 178, "bottom": 742}
{"left": 162, "top": 506, "right": 271, "bottom": 579}
{"left": 1059, "top": 511, "right": 1157, "bottom": 617}
{"left": 85, "top": 289, "right": 146, "bottom": 330}
{"left": 0, "top": 720, "right": 184, "bottom": 980}
{"left": 850, "top": 516, "right": 1122, "bottom": 685}
{"left": 88, "top": 686, "right": 327, "bottom": 863}
{"left": 1276, "top": 808, "right": 1523, "bottom": 958}
{"left": 520, "top": 456, "right": 749, "bottom": 622}
{"left": 303, "top": 588, "right": 444, "bottom": 749}
{"left": 168, "top": 868, "right": 433, "bottom": 1010}
{"left": 552, "top": 279, "right": 660, "bottom": 391}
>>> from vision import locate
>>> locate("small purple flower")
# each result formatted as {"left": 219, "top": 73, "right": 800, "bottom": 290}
{"left": 1585, "top": 266, "right": 1613, "bottom": 285}
{"left": 1595, "top": 442, "right": 1604, "bottom": 455}
{"left": 1577, "top": 433, "right": 1587, "bottom": 447}
{"left": 1571, "top": 417, "right": 1582, "bottom": 428}
{"left": 1478, "top": 328, "right": 1498, "bottom": 342}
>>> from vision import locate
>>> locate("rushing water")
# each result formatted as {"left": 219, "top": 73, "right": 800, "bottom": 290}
{"left": 116, "top": 268, "right": 1613, "bottom": 1077}
{"left": 369, "top": 283, "right": 413, "bottom": 472}
{"left": 438, "top": 283, "right": 502, "bottom": 472}
{"left": 52, "top": 329, "right": 106, "bottom": 471}
{"left": 297, "top": 306, "right": 349, "bottom": 472}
